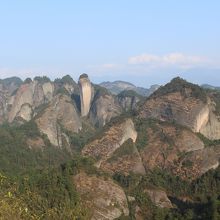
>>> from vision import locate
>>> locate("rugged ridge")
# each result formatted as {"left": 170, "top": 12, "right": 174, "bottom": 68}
{"left": 82, "top": 118, "right": 138, "bottom": 169}
{"left": 139, "top": 77, "right": 220, "bottom": 140}
{"left": 35, "top": 94, "right": 82, "bottom": 148}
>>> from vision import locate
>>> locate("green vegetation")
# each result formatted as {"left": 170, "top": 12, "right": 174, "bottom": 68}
{"left": 113, "top": 167, "right": 220, "bottom": 220}
{"left": 23, "top": 78, "right": 32, "bottom": 84}
{"left": 79, "top": 73, "right": 88, "bottom": 79}
{"left": 0, "top": 157, "right": 97, "bottom": 219}
{"left": 135, "top": 118, "right": 158, "bottom": 150}
{"left": 54, "top": 75, "right": 76, "bottom": 85}
{"left": 117, "top": 90, "right": 143, "bottom": 99}
{"left": 197, "top": 133, "right": 220, "bottom": 147}
{"left": 209, "top": 90, "right": 220, "bottom": 116}
{"left": 54, "top": 87, "right": 70, "bottom": 96}
{"left": 0, "top": 121, "right": 71, "bottom": 176}
{"left": 151, "top": 77, "right": 207, "bottom": 103}
{"left": 34, "top": 76, "right": 51, "bottom": 83}
{"left": 107, "top": 139, "right": 135, "bottom": 162}
{"left": 93, "top": 84, "right": 111, "bottom": 100}
{"left": 0, "top": 77, "right": 22, "bottom": 87}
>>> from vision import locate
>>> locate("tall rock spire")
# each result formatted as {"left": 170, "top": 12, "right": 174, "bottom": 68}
{"left": 78, "top": 74, "right": 93, "bottom": 117}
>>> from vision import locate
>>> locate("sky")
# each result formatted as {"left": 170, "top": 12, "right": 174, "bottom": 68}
{"left": 0, "top": 0, "right": 220, "bottom": 87}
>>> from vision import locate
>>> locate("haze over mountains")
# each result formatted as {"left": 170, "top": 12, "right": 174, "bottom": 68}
{"left": 1, "top": 73, "right": 220, "bottom": 219}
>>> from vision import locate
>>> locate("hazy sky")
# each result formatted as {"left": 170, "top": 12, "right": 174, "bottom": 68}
{"left": 0, "top": 0, "right": 220, "bottom": 87}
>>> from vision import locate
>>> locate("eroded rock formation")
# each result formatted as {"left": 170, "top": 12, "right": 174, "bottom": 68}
{"left": 35, "top": 94, "right": 81, "bottom": 147}
{"left": 78, "top": 74, "right": 93, "bottom": 117}
{"left": 74, "top": 172, "right": 129, "bottom": 219}
{"left": 82, "top": 118, "right": 137, "bottom": 169}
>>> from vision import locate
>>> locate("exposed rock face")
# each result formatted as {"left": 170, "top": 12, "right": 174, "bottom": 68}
{"left": 82, "top": 118, "right": 137, "bottom": 169}
{"left": 137, "top": 121, "right": 211, "bottom": 179}
{"left": 78, "top": 74, "right": 93, "bottom": 117}
{"left": 200, "top": 109, "right": 220, "bottom": 140}
{"left": 90, "top": 94, "right": 122, "bottom": 127}
{"left": 139, "top": 91, "right": 209, "bottom": 132}
{"left": 74, "top": 172, "right": 129, "bottom": 220}
{"left": 118, "top": 96, "right": 139, "bottom": 111}
{"left": 42, "top": 82, "right": 54, "bottom": 100}
{"left": 145, "top": 188, "right": 173, "bottom": 208}
{"left": 101, "top": 142, "right": 146, "bottom": 175}
{"left": 8, "top": 81, "right": 54, "bottom": 122}
{"left": 187, "top": 148, "right": 219, "bottom": 175}
{"left": 35, "top": 94, "right": 81, "bottom": 147}
{"left": 139, "top": 80, "right": 220, "bottom": 140}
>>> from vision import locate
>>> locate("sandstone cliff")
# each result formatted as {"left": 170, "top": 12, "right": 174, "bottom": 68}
{"left": 82, "top": 118, "right": 138, "bottom": 170}
{"left": 35, "top": 94, "right": 81, "bottom": 148}
{"left": 89, "top": 87, "right": 122, "bottom": 127}
{"left": 78, "top": 74, "right": 94, "bottom": 117}
{"left": 8, "top": 80, "right": 54, "bottom": 122}
{"left": 139, "top": 77, "right": 220, "bottom": 140}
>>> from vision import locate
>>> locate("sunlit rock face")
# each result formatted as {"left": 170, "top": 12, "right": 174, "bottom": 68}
{"left": 82, "top": 118, "right": 138, "bottom": 171}
{"left": 78, "top": 74, "right": 93, "bottom": 117}
{"left": 8, "top": 80, "right": 54, "bottom": 123}
{"left": 35, "top": 94, "right": 81, "bottom": 148}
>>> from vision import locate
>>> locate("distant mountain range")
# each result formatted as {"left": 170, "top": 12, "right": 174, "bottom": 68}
{"left": 99, "top": 80, "right": 160, "bottom": 96}
{"left": 201, "top": 84, "right": 220, "bottom": 90}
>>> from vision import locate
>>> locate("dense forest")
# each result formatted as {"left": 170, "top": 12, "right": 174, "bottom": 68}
{"left": 1, "top": 118, "right": 220, "bottom": 220}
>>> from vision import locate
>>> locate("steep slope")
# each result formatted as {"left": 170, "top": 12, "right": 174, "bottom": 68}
{"left": 139, "top": 77, "right": 220, "bottom": 140}
{"left": 89, "top": 86, "right": 122, "bottom": 127}
{"left": 8, "top": 79, "right": 54, "bottom": 122}
{"left": 135, "top": 119, "right": 220, "bottom": 179}
{"left": 35, "top": 94, "right": 81, "bottom": 148}
{"left": 116, "top": 90, "right": 142, "bottom": 111}
{"left": 82, "top": 118, "right": 138, "bottom": 170}
{"left": 78, "top": 74, "right": 94, "bottom": 117}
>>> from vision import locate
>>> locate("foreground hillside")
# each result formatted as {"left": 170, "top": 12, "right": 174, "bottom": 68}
{"left": 1, "top": 75, "right": 220, "bottom": 219}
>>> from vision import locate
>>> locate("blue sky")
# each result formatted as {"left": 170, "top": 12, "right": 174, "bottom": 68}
{"left": 0, "top": 0, "right": 220, "bottom": 87}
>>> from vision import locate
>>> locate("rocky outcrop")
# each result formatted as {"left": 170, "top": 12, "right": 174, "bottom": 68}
{"left": 137, "top": 121, "right": 211, "bottom": 179}
{"left": 185, "top": 147, "right": 219, "bottom": 175}
{"left": 101, "top": 141, "right": 146, "bottom": 175}
{"left": 200, "top": 109, "right": 220, "bottom": 140}
{"left": 145, "top": 188, "right": 173, "bottom": 208}
{"left": 8, "top": 80, "right": 54, "bottom": 122}
{"left": 117, "top": 90, "right": 141, "bottom": 111}
{"left": 35, "top": 94, "right": 81, "bottom": 147}
{"left": 139, "top": 91, "right": 209, "bottom": 132}
{"left": 139, "top": 78, "right": 220, "bottom": 140}
{"left": 82, "top": 118, "right": 137, "bottom": 169}
{"left": 90, "top": 94, "right": 122, "bottom": 127}
{"left": 78, "top": 74, "right": 93, "bottom": 117}
{"left": 74, "top": 172, "right": 129, "bottom": 219}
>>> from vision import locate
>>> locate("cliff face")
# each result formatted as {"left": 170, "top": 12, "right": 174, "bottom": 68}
{"left": 139, "top": 78, "right": 220, "bottom": 140}
{"left": 35, "top": 94, "right": 81, "bottom": 148}
{"left": 90, "top": 94, "right": 122, "bottom": 127}
{"left": 82, "top": 118, "right": 138, "bottom": 169}
{"left": 136, "top": 121, "right": 214, "bottom": 179}
{"left": 8, "top": 80, "right": 54, "bottom": 122}
{"left": 117, "top": 96, "right": 140, "bottom": 111}
{"left": 78, "top": 74, "right": 94, "bottom": 117}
